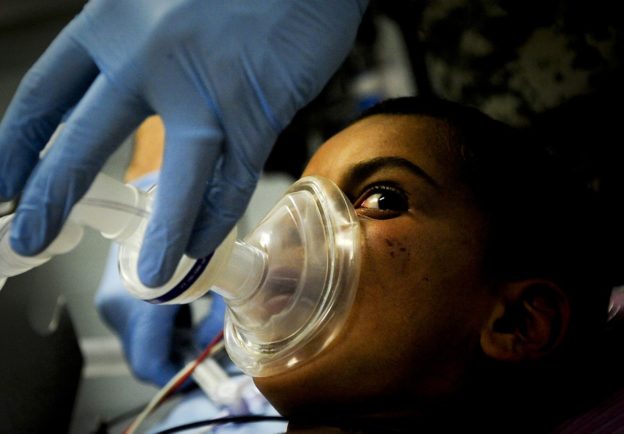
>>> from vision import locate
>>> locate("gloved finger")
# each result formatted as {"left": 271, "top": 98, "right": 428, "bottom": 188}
{"left": 137, "top": 118, "right": 224, "bottom": 287}
{"left": 10, "top": 74, "right": 150, "bottom": 256}
{"left": 185, "top": 142, "right": 264, "bottom": 258}
{"left": 0, "top": 23, "right": 99, "bottom": 200}
{"left": 195, "top": 294, "right": 226, "bottom": 348}
{"left": 127, "top": 304, "right": 183, "bottom": 387}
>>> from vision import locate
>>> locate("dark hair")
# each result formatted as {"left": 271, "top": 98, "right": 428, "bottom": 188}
{"left": 358, "top": 96, "right": 614, "bottom": 344}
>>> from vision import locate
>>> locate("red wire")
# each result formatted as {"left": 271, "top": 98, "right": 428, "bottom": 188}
{"left": 122, "top": 330, "right": 224, "bottom": 434}
{"left": 163, "top": 330, "right": 225, "bottom": 400}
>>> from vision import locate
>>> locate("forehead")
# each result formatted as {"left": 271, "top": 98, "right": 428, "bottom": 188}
{"left": 303, "top": 114, "right": 458, "bottom": 185}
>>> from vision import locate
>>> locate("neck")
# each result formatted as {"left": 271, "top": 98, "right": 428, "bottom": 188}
{"left": 284, "top": 396, "right": 469, "bottom": 434}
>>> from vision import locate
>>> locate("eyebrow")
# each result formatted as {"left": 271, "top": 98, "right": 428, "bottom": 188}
{"left": 345, "top": 156, "right": 441, "bottom": 191}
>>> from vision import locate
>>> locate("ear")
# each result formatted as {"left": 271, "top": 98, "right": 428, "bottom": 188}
{"left": 481, "top": 280, "right": 570, "bottom": 362}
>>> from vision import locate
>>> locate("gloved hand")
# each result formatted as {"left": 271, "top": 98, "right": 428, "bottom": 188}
{"left": 0, "top": 0, "right": 367, "bottom": 287}
{"left": 96, "top": 243, "right": 226, "bottom": 387}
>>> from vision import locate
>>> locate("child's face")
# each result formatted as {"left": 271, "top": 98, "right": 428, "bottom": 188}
{"left": 254, "top": 114, "right": 497, "bottom": 417}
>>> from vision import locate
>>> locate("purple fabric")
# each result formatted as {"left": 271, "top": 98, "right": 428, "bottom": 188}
{"left": 553, "top": 386, "right": 624, "bottom": 433}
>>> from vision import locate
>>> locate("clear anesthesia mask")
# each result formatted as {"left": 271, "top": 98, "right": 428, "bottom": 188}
{"left": 123, "top": 176, "right": 361, "bottom": 376}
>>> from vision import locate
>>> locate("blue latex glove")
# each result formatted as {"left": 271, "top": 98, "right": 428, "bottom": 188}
{"left": 0, "top": 0, "right": 367, "bottom": 287}
{"left": 96, "top": 242, "right": 226, "bottom": 387}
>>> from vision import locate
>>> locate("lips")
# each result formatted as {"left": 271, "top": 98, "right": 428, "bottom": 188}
{"left": 264, "top": 293, "right": 295, "bottom": 316}
{"left": 262, "top": 271, "right": 299, "bottom": 316}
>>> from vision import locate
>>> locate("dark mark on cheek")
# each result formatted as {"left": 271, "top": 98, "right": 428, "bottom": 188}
{"left": 386, "top": 238, "right": 410, "bottom": 262}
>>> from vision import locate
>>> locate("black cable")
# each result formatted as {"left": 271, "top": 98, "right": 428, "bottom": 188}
{"left": 153, "top": 415, "right": 288, "bottom": 434}
{"left": 90, "top": 402, "right": 150, "bottom": 434}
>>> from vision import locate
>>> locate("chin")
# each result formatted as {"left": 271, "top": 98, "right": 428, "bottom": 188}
{"left": 253, "top": 371, "right": 329, "bottom": 417}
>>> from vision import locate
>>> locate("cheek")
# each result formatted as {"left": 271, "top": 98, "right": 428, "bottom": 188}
{"left": 352, "top": 221, "right": 439, "bottom": 349}
{"left": 359, "top": 219, "right": 436, "bottom": 300}
{"left": 355, "top": 218, "right": 488, "bottom": 351}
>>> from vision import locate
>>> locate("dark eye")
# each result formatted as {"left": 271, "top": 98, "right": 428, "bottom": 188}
{"left": 355, "top": 184, "right": 409, "bottom": 217}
